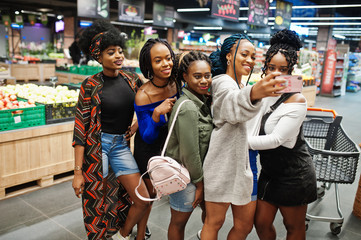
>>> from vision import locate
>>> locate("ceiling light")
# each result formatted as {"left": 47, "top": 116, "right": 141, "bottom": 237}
{"left": 291, "top": 22, "right": 361, "bottom": 26}
{"left": 293, "top": 4, "right": 361, "bottom": 9}
{"left": 333, "top": 34, "right": 346, "bottom": 39}
{"left": 238, "top": 4, "right": 361, "bottom": 11}
{"left": 177, "top": 8, "right": 210, "bottom": 12}
{"left": 144, "top": 20, "right": 153, "bottom": 24}
{"left": 15, "top": 11, "right": 19, "bottom": 14}
{"left": 333, "top": 28, "right": 361, "bottom": 30}
{"left": 193, "top": 26, "right": 222, "bottom": 30}
{"left": 37, "top": 8, "right": 52, "bottom": 12}
{"left": 304, "top": 39, "right": 317, "bottom": 43}
{"left": 292, "top": 17, "right": 361, "bottom": 21}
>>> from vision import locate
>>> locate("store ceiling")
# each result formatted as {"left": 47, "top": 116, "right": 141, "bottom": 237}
{"left": 1, "top": 0, "right": 361, "bottom": 40}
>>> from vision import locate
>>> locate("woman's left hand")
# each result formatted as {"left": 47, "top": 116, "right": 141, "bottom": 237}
{"left": 125, "top": 122, "right": 138, "bottom": 141}
{"left": 192, "top": 181, "right": 204, "bottom": 208}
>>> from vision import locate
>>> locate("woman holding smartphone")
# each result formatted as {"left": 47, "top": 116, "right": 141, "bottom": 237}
{"left": 248, "top": 29, "right": 317, "bottom": 240}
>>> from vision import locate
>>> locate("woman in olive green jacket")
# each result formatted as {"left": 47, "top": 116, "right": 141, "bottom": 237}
{"left": 165, "top": 51, "right": 213, "bottom": 240}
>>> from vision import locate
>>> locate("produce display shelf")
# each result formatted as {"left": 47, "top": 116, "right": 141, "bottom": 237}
{"left": 0, "top": 98, "right": 45, "bottom": 132}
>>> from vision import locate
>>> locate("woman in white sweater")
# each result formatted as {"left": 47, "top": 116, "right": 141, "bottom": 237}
{"left": 248, "top": 29, "right": 317, "bottom": 240}
{"left": 201, "top": 34, "right": 287, "bottom": 240}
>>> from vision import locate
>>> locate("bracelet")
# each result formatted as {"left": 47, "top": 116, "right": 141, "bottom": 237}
{"left": 74, "top": 166, "right": 82, "bottom": 171}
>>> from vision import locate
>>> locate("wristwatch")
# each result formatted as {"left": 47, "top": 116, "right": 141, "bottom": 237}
{"left": 74, "top": 166, "right": 82, "bottom": 171}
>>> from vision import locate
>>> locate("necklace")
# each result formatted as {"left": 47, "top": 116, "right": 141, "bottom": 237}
{"left": 150, "top": 79, "right": 168, "bottom": 88}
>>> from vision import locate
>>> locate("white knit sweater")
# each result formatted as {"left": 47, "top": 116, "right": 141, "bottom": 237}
{"left": 203, "top": 74, "right": 262, "bottom": 205}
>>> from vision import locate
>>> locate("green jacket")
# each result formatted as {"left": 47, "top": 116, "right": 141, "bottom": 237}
{"left": 166, "top": 88, "right": 213, "bottom": 183}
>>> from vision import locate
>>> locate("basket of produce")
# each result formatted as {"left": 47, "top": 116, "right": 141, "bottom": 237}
{"left": 0, "top": 90, "right": 45, "bottom": 132}
{"left": 3, "top": 84, "right": 79, "bottom": 124}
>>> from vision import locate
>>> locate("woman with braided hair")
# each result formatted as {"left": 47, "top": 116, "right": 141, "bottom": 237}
{"left": 248, "top": 29, "right": 317, "bottom": 240}
{"left": 133, "top": 38, "right": 180, "bottom": 239}
{"left": 72, "top": 19, "right": 149, "bottom": 240}
{"left": 165, "top": 51, "right": 213, "bottom": 240}
{"left": 201, "top": 34, "right": 287, "bottom": 240}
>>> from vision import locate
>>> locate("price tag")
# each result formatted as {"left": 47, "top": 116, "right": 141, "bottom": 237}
{"left": 14, "top": 116, "right": 21, "bottom": 124}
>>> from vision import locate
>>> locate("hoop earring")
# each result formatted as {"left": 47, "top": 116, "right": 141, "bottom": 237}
{"left": 148, "top": 72, "right": 153, "bottom": 80}
{"left": 227, "top": 60, "right": 230, "bottom": 65}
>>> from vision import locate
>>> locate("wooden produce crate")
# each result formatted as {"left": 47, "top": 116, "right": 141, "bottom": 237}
{"left": 0, "top": 99, "right": 46, "bottom": 132}
{"left": 55, "top": 72, "right": 71, "bottom": 84}
{"left": 0, "top": 63, "right": 11, "bottom": 78}
{"left": 41, "top": 64, "right": 56, "bottom": 81}
{"left": 0, "top": 122, "right": 75, "bottom": 199}
{"left": 11, "top": 64, "right": 40, "bottom": 82}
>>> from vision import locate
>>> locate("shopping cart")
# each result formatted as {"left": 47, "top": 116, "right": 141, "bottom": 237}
{"left": 303, "top": 108, "right": 360, "bottom": 235}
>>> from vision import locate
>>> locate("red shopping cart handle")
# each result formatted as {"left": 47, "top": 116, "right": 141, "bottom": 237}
{"left": 307, "top": 107, "right": 338, "bottom": 119}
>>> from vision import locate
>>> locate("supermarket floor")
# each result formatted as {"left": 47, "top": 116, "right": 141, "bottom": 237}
{"left": 1, "top": 90, "right": 361, "bottom": 240}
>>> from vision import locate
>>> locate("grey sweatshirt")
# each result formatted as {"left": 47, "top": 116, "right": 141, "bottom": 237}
{"left": 203, "top": 74, "right": 262, "bottom": 205}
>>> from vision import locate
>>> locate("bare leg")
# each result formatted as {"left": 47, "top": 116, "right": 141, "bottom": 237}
{"left": 227, "top": 201, "right": 257, "bottom": 240}
{"left": 279, "top": 205, "right": 308, "bottom": 240}
{"left": 168, "top": 208, "right": 192, "bottom": 240}
{"left": 201, "top": 201, "right": 230, "bottom": 240}
{"left": 254, "top": 199, "right": 278, "bottom": 240}
{"left": 117, "top": 173, "right": 150, "bottom": 237}
{"left": 136, "top": 179, "right": 155, "bottom": 240}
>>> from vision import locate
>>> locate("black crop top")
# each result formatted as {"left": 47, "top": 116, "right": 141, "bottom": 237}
{"left": 101, "top": 74, "right": 135, "bottom": 134}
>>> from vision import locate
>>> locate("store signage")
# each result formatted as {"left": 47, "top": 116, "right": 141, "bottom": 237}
{"left": 321, "top": 49, "right": 337, "bottom": 95}
{"left": 247, "top": 0, "right": 269, "bottom": 27}
{"left": 77, "top": 0, "right": 109, "bottom": 19}
{"left": 15, "top": 15, "right": 23, "bottom": 26}
{"left": 41, "top": 14, "right": 48, "bottom": 25}
{"left": 211, "top": 0, "right": 240, "bottom": 22}
{"left": 321, "top": 38, "right": 337, "bottom": 95}
{"left": 274, "top": 0, "right": 292, "bottom": 29}
{"left": 118, "top": 0, "right": 145, "bottom": 24}
{"left": 28, "top": 15, "right": 36, "bottom": 26}
{"left": 2, "top": 15, "right": 11, "bottom": 27}
{"left": 153, "top": 2, "right": 174, "bottom": 28}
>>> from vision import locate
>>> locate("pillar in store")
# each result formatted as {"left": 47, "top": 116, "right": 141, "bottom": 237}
{"left": 63, "top": 17, "right": 76, "bottom": 50}
{"left": 167, "top": 28, "right": 173, "bottom": 44}
{"left": 316, "top": 26, "right": 332, "bottom": 51}
{"left": 7, "top": 27, "right": 21, "bottom": 57}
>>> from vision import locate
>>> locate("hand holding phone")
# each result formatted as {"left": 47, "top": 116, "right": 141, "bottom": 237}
{"left": 275, "top": 75, "right": 303, "bottom": 93}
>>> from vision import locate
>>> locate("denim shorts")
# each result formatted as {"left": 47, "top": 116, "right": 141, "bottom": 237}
{"left": 101, "top": 132, "right": 139, "bottom": 178}
{"left": 169, "top": 183, "right": 196, "bottom": 212}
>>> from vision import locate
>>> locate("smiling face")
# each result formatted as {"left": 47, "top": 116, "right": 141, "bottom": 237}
{"left": 226, "top": 39, "right": 256, "bottom": 80}
{"left": 99, "top": 45, "right": 124, "bottom": 76}
{"left": 183, "top": 60, "right": 212, "bottom": 98}
{"left": 265, "top": 52, "right": 290, "bottom": 75}
{"left": 150, "top": 43, "right": 173, "bottom": 81}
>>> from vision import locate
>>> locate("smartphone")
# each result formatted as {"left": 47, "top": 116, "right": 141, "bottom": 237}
{"left": 275, "top": 75, "right": 303, "bottom": 93}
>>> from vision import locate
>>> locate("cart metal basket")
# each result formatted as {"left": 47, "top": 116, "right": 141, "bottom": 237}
{"left": 303, "top": 108, "right": 360, "bottom": 235}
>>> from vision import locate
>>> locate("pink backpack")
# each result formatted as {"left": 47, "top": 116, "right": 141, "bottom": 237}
{"left": 135, "top": 100, "right": 191, "bottom": 201}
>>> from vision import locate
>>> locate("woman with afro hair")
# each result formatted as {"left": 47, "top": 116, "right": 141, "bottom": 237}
{"left": 248, "top": 29, "right": 317, "bottom": 240}
{"left": 72, "top": 19, "right": 149, "bottom": 240}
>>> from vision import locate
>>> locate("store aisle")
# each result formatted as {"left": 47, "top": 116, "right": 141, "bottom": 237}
{"left": 0, "top": 91, "right": 360, "bottom": 240}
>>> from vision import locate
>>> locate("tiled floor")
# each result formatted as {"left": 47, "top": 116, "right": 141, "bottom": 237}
{"left": 1, "top": 90, "right": 361, "bottom": 240}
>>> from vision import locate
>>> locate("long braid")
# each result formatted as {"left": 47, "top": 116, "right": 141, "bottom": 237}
{"left": 177, "top": 51, "right": 212, "bottom": 83}
{"left": 262, "top": 29, "right": 302, "bottom": 77}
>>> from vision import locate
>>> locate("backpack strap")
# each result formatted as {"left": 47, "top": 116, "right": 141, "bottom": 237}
{"left": 161, "top": 99, "right": 192, "bottom": 156}
{"left": 135, "top": 99, "right": 192, "bottom": 202}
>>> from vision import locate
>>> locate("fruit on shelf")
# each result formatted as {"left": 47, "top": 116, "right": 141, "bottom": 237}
{"left": 0, "top": 84, "right": 79, "bottom": 105}
{"left": 0, "top": 91, "right": 36, "bottom": 110}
